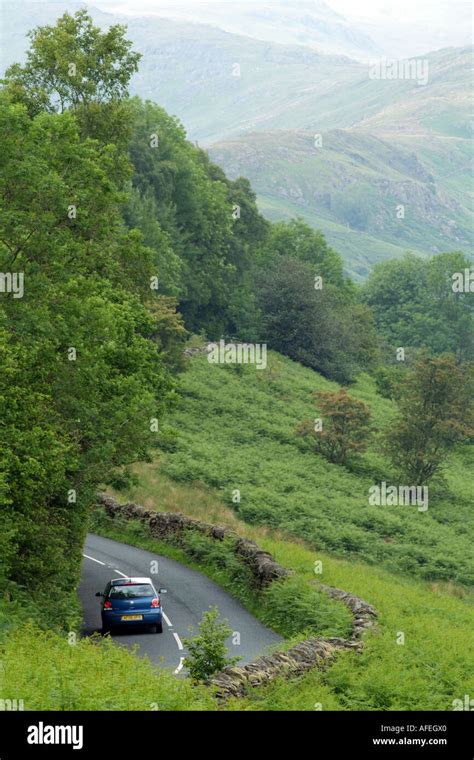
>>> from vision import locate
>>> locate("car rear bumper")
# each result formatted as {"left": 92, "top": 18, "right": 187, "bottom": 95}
{"left": 102, "top": 610, "right": 162, "bottom": 626}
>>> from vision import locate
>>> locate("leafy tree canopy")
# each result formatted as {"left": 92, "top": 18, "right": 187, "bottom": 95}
{"left": 364, "top": 252, "right": 474, "bottom": 361}
{"left": 2, "top": 9, "right": 140, "bottom": 116}
{"left": 385, "top": 355, "right": 474, "bottom": 485}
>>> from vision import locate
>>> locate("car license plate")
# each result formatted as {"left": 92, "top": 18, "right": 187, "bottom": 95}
{"left": 121, "top": 614, "right": 143, "bottom": 621}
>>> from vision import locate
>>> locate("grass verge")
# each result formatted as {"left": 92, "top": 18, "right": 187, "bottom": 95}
{"left": 0, "top": 624, "right": 214, "bottom": 711}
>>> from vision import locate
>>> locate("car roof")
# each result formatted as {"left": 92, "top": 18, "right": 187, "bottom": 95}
{"left": 110, "top": 577, "right": 154, "bottom": 585}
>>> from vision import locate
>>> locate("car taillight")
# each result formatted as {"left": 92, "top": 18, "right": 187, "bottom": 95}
{"left": 104, "top": 600, "right": 112, "bottom": 609}
{"left": 150, "top": 597, "right": 160, "bottom": 608}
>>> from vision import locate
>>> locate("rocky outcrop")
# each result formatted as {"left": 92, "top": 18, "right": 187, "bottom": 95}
{"left": 183, "top": 345, "right": 211, "bottom": 358}
{"left": 96, "top": 493, "right": 377, "bottom": 698}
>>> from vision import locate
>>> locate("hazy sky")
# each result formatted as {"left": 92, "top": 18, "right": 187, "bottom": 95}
{"left": 328, "top": 0, "right": 468, "bottom": 22}
{"left": 99, "top": 0, "right": 471, "bottom": 26}
{"left": 95, "top": 0, "right": 471, "bottom": 57}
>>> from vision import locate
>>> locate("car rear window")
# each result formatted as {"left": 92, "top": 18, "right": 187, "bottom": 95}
{"left": 109, "top": 584, "right": 155, "bottom": 599}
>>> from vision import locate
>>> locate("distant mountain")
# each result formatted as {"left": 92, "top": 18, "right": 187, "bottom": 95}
{"left": 2, "top": 2, "right": 471, "bottom": 277}
{"left": 208, "top": 46, "right": 472, "bottom": 277}
{"left": 104, "top": 0, "right": 381, "bottom": 61}
{"left": 0, "top": 3, "right": 371, "bottom": 143}
{"left": 0, "top": 3, "right": 445, "bottom": 144}
{"left": 209, "top": 125, "right": 471, "bottom": 279}
{"left": 100, "top": 0, "right": 472, "bottom": 61}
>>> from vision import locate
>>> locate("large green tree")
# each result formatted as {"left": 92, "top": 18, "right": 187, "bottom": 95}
{"left": 0, "top": 10, "right": 187, "bottom": 600}
{"left": 0, "top": 98, "right": 183, "bottom": 591}
{"left": 385, "top": 356, "right": 474, "bottom": 485}
{"left": 261, "top": 218, "right": 349, "bottom": 290}
{"left": 126, "top": 99, "right": 270, "bottom": 337}
{"left": 257, "top": 256, "right": 377, "bottom": 382}
{"left": 364, "top": 252, "right": 474, "bottom": 362}
{"left": 2, "top": 9, "right": 140, "bottom": 116}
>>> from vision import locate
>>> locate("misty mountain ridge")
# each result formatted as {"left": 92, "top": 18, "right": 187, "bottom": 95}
{"left": 2, "top": 2, "right": 471, "bottom": 277}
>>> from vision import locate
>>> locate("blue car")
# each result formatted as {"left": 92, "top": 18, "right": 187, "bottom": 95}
{"left": 96, "top": 577, "right": 166, "bottom": 634}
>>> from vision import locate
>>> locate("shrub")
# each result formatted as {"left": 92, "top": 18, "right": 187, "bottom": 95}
{"left": 105, "top": 468, "right": 140, "bottom": 492}
{"left": 0, "top": 623, "right": 212, "bottom": 710}
{"left": 299, "top": 388, "right": 373, "bottom": 465}
{"left": 183, "top": 607, "right": 239, "bottom": 682}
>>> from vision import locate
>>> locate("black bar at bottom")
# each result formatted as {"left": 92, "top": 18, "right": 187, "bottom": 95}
{"left": 0, "top": 710, "right": 472, "bottom": 757}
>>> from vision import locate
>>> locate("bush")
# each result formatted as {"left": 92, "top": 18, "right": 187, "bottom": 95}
{"left": 299, "top": 388, "right": 373, "bottom": 465}
{"left": 105, "top": 468, "right": 140, "bottom": 492}
{"left": 182, "top": 531, "right": 255, "bottom": 595}
{"left": 373, "top": 365, "right": 406, "bottom": 400}
{"left": 183, "top": 607, "right": 239, "bottom": 682}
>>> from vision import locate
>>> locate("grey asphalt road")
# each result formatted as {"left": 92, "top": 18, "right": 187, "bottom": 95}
{"left": 79, "top": 533, "right": 282, "bottom": 673}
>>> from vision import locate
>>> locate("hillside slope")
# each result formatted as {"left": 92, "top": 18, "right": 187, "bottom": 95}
{"left": 109, "top": 0, "right": 381, "bottom": 61}
{"left": 156, "top": 352, "right": 474, "bottom": 585}
{"left": 209, "top": 124, "right": 472, "bottom": 277}
{"left": 207, "top": 45, "right": 472, "bottom": 275}
{"left": 5, "top": 4, "right": 470, "bottom": 143}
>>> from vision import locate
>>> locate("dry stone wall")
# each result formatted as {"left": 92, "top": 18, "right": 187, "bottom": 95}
{"left": 97, "top": 493, "right": 289, "bottom": 587}
{"left": 96, "top": 493, "right": 377, "bottom": 698}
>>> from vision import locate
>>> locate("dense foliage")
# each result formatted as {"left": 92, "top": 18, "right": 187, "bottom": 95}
{"left": 364, "top": 252, "right": 474, "bottom": 362}
{"left": 0, "top": 624, "right": 212, "bottom": 710}
{"left": 256, "top": 254, "right": 378, "bottom": 382}
{"left": 0, "top": 13, "right": 182, "bottom": 600}
{"left": 124, "top": 99, "right": 269, "bottom": 337}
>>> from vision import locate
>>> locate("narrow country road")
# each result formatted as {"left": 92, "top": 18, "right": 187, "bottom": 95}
{"left": 79, "top": 533, "right": 282, "bottom": 673}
